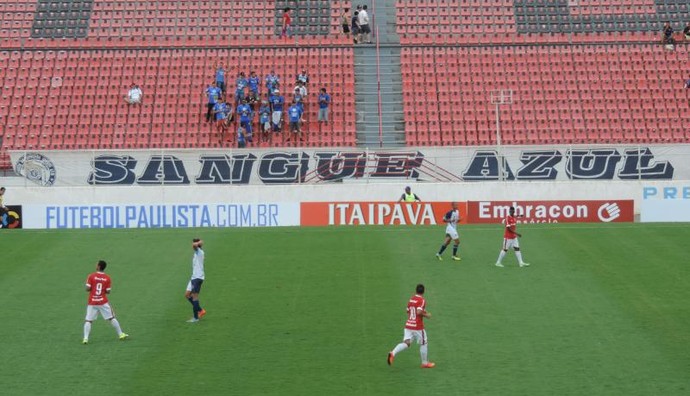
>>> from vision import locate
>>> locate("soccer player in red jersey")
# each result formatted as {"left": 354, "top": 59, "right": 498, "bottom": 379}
{"left": 387, "top": 284, "right": 435, "bottom": 368}
{"left": 496, "top": 206, "right": 530, "bottom": 268}
{"left": 82, "top": 260, "right": 128, "bottom": 344}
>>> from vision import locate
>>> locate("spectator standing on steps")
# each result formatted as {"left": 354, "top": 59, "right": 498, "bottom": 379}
{"left": 663, "top": 21, "right": 675, "bottom": 45}
{"left": 318, "top": 88, "right": 331, "bottom": 123}
{"left": 358, "top": 5, "right": 372, "bottom": 44}
{"left": 281, "top": 7, "right": 292, "bottom": 39}
{"left": 214, "top": 62, "right": 226, "bottom": 95}
{"left": 341, "top": 8, "right": 351, "bottom": 36}
{"left": 297, "top": 70, "right": 309, "bottom": 86}
{"left": 270, "top": 89, "right": 285, "bottom": 132}
{"left": 352, "top": 9, "right": 361, "bottom": 44}
{"left": 204, "top": 82, "right": 221, "bottom": 123}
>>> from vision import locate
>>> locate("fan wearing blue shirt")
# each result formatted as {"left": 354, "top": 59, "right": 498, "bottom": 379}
{"left": 265, "top": 71, "right": 280, "bottom": 93}
{"left": 213, "top": 100, "right": 229, "bottom": 133}
{"left": 235, "top": 72, "right": 248, "bottom": 104}
{"left": 237, "top": 126, "right": 247, "bottom": 148}
{"left": 205, "top": 82, "right": 222, "bottom": 123}
{"left": 318, "top": 88, "right": 331, "bottom": 123}
{"left": 288, "top": 99, "right": 304, "bottom": 137}
{"left": 248, "top": 71, "right": 261, "bottom": 101}
{"left": 215, "top": 63, "right": 226, "bottom": 94}
{"left": 237, "top": 99, "right": 254, "bottom": 142}
{"left": 259, "top": 101, "right": 272, "bottom": 141}
{"left": 270, "top": 90, "right": 285, "bottom": 132}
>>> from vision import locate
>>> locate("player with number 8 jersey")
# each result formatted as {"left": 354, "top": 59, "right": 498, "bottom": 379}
{"left": 82, "top": 260, "right": 128, "bottom": 344}
{"left": 387, "top": 284, "right": 435, "bottom": 368}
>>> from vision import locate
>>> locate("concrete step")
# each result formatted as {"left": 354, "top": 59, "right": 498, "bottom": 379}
{"left": 353, "top": 0, "right": 404, "bottom": 149}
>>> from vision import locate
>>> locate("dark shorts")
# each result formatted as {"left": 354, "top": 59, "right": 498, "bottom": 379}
{"left": 290, "top": 121, "right": 300, "bottom": 132}
{"left": 360, "top": 24, "right": 371, "bottom": 34}
{"left": 342, "top": 24, "right": 350, "bottom": 33}
{"left": 191, "top": 278, "right": 204, "bottom": 294}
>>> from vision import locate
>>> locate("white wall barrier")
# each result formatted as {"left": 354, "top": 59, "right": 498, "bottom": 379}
{"left": 640, "top": 183, "right": 690, "bottom": 222}
{"left": 0, "top": 180, "right": 684, "bottom": 229}
{"left": 2, "top": 145, "right": 689, "bottom": 228}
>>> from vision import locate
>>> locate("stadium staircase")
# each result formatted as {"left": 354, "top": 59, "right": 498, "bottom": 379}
{"left": 354, "top": 0, "right": 406, "bottom": 148}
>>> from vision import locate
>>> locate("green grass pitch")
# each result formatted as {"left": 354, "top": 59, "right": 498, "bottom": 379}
{"left": 2, "top": 224, "right": 689, "bottom": 395}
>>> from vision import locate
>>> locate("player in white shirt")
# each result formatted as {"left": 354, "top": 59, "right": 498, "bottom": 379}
{"left": 435, "top": 202, "right": 461, "bottom": 261}
{"left": 185, "top": 238, "right": 206, "bottom": 322}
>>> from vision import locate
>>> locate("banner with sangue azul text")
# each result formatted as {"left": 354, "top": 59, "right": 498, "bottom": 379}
{"left": 8, "top": 144, "right": 688, "bottom": 186}
{"left": 20, "top": 203, "right": 299, "bottom": 229}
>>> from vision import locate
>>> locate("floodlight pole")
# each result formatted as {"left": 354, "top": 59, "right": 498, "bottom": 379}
{"left": 491, "top": 89, "right": 513, "bottom": 182}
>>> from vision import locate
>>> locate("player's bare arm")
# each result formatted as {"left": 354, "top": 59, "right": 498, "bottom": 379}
{"left": 417, "top": 307, "right": 431, "bottom": 318}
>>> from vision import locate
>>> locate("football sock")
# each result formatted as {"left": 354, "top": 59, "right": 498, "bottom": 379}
{"left": 497, "top": 250, "right": 506, "bottom": 263}
{"left": 420, "top": 344, "right": 429, "bottom": 364}
{"left": 83, "top": 322, "right": 92, "bottom": 339}
{"left": 192, "top": 300, "right": 201, "bottom": 319}
{"left": 392, "top": 342, "right": 409, "bottom": 356}
{"left": 110, "top": 318, "right": 123, "bottom": 336}
{"left": 515, "top": 251, "right": 525, "bottom": 264}
{"left": 452, "top": 245, "right": 459, "bottom": 256}
{"left": 187, "top": 296, "right": 194, "bottom": 304}
{"left": 437, "top": 245, "right": 447, "bottom": 255}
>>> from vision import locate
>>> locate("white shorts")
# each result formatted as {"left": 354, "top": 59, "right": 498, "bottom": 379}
{"left": 186, "top": 281, "right": 192, "bottom": 292}
{"left": 85, "top": 303, "right": 114, "bottom": 321}
{"left": 445, "top": 226, "right": 459, "bottom": 240}
{"left": 403, "top": 328, "right": 428, "bottom": 345}
{"left": 503, "top": 237, "right": 520, "bottom": 250}
{"left": 272, "top": 111, "right": 282, "bottom": 125}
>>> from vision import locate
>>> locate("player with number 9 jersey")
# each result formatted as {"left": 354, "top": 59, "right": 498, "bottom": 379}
{"left": 82, "top": 260, "right": 128, "bottom": 344}
{"left": 86, "top": 271, "right": 111, "bottom": 305}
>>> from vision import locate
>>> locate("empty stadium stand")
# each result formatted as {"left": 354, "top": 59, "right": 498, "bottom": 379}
{"left": 396, "top": 0, "right": 689, "bottom": 44}
{"left": 0, "top": 0, "right": 351, "bottom": 44}
{"left": 402, "top": 43, "right": 690, "bottom": 146}
{"left": 396, "top": 0, "right": 690, "bottom": 146}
